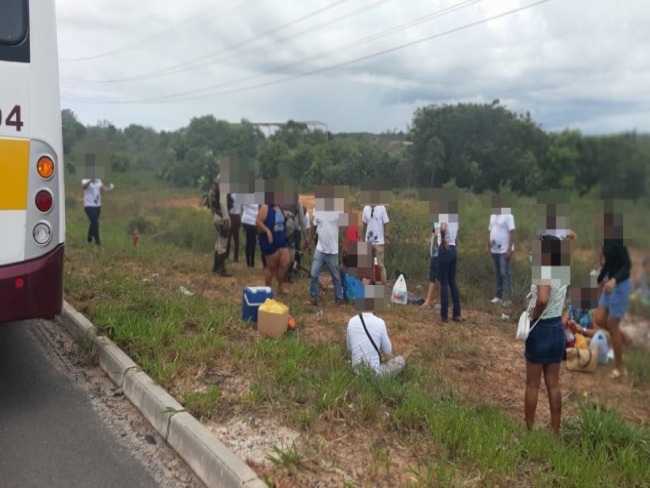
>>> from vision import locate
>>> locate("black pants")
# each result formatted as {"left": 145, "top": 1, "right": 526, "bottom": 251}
{"left": 226, "top": 214, "right": 241, "bottom": 261}
{"left": 294, "top": 233, "right": 302, "bottom": 266}
{"left": 243, "top": 223, "right": 257, "bottom": 267}
{"left": 85, "top": 206, "right": 101, "bottom": 245}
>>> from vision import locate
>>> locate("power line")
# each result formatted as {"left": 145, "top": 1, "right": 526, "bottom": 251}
{"left": 59, "top": 0, "right": 259, "bottom": 63}
{"left": 63, "top": 0, "right": 484, "bottom": 101}
{"left": 150, "top": 0, "right": 485, "bottom": 101}
{"left": 61, "top": 0, "right": 481, "bottom": 97}
{"left": 62, "top": 0, "right": 393, "bottom": 84}
{"left": 61, "top": 0, "right": 350, "bottom": 74}
{"left": 63, "top": 0, "right": 554, "bottom": 105}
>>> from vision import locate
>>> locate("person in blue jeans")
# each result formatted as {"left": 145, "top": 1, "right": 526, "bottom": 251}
{"left": 486, "top": 199, "right": 515, "bottom": 305}
{"left": 593, "top": 207, "right": 633, "bottom": 380}
{"left": 307, "top": 207, "right": 344, "bottom": 306}
{"left": 438, "top": 215, "right": 461, "bottom": 322}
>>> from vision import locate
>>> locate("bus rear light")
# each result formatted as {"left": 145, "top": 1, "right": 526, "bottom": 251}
{"left": 15, "top": 278, "right": 25, "bottom": 289}
{"left": 33, "top": 222, "right": 52, "bottom": 245}
{"left": 35, "top": 190, "right": 53, "bottom": 213}
{"left": 37, "top": 156, "right": 55, "bottom": 179}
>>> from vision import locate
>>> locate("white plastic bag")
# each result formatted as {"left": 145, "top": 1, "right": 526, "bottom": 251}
{"left": 391, "top": 274, "right": 408, "bottom": 305}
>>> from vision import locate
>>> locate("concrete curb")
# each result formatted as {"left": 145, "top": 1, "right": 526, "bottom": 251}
{"left": 58, "top": 301, "right": 267, "bottom": 488}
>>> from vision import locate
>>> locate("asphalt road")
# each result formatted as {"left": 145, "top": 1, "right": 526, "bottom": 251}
{"left": 0, "top": 319, "right": 201, "bottom": 488}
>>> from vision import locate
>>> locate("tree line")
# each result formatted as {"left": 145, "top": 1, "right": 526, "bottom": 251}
{"left": 62, "top": 101, "right": 650, "bottom": 200}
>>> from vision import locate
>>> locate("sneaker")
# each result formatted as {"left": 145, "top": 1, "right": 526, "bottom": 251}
{"left": 490, "top": 297, "right": 502, "bottom": 304}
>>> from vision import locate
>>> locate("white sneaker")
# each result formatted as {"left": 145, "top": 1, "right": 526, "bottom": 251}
{"left": 490, "top": 297, "right": 501, "bottom": 304}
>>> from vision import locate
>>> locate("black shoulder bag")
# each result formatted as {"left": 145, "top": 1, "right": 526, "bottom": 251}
{"left": 358, "top": 313, "right": 383, "bottom": 364}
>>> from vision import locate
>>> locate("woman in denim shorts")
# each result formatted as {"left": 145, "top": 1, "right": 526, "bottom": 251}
{"left": 525, "top": 235, "right": 569, "bottom": 437}
{"left": 593, "top": 209, "right": 632, "bottom": 380}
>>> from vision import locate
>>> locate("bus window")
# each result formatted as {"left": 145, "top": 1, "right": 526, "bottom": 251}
{"left": 0, "top": 0, "right": 28, "bottom": 46}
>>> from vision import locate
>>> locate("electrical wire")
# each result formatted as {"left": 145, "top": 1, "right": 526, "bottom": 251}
{"left": 63, "top": 0, "right": 554, "bottom": 105}
{"left": 60, "top": 0, "right": 259, "bottom": 63}
{"left": 62, "top": 0, "right": 394, "bottom": 84}
{"left": 63, "top": 0, "right": 484, "bottom": 101}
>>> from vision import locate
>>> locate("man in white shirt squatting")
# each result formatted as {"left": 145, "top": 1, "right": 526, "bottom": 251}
{"left": 486, "top": 196, "right": 516, "bottom": 305}
{"left": 346, "top": 277, "right": 405, "bottom": 377}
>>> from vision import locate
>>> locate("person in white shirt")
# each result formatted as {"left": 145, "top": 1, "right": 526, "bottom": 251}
{"left": 486, "top": 199, "right": 516, "bottom": 305}
{"left": 240, "top": 198, "right": 260, "bottom": 268}
{"left": 438, "top": 207, "right": 461, "bottom": 322}
{"left": 307, "top": 192, "right": 344, "bottom": 305}
{"left": 81, "top": 178, "right": 114, "bottom": 246}
{"left": 362, "top": 205, "right": 390, "bottom": 284}
{"left": 226, "top": 193, "right": 242, "bottom": 263}
{"left": 307, "top": 204, "right": 344, "bottom": 306}
{"left": 346, "top": 280, "right": 405, "bottom": 377}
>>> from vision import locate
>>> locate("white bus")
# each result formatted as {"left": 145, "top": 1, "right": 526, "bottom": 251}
{"left": 0, "top": 0, "right": 65, "bottom": 323}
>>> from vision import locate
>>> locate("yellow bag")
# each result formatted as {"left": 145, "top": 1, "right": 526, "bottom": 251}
{"left": 574, "top": 333, "right": 589, "bottom": 350}
{"left": 258, "top": 298, "right": 289, "bottom": 314}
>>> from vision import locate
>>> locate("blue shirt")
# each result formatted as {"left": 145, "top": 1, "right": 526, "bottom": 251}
{"left": 258, "top": 206, "right": 287, "bottom": 255}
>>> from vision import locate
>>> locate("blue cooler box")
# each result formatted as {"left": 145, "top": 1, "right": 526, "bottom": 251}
{"left": 242, "top": 286, "right": 274, "bottom": 323}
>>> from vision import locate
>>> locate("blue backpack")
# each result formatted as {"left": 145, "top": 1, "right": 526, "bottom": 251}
{"left": 344, "top": 274, "right": 362, "bottom": 302}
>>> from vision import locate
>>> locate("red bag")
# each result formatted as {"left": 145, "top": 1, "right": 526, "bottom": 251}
{"left": 563, "top": 322, "right": 576, "bottom": 348}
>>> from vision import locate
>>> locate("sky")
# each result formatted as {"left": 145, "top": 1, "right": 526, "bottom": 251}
{"left": 56, "top": 0, "right": 650, "bottom": 134}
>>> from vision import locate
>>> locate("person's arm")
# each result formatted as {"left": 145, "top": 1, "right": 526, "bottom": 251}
{"left": 101, "top": 182, "right": 114, "bottom": 192}
{"left": 82, "top": 179, "right": 92, "bottom": 190}
{"left": 440, "top": 222, "right": 448, "bottom": 249}
{"left": 308, "top": 226, "right": 316, "bottom": 250}
{"left": 379, "top": 322, "right": 392, "bottom": 357}
{"left": 256, "top": 205, "right": 272, "bottom": 242}
{"left": 531, "top": 284, "right": 550, "bottom": 320}
{"left": 506, "top": 229, "right": 515, "bottom": 259}
{"left": 613, "top": 245, "right": 632, "bottom": 284}
{"left": 208, "top": 180, "right": 217, "bottom": 212}
{"left": 382, "top": 208, "right": 390, "bottom": 245}
{"left": 219, "top": 186, "right": 229, "bottom": 223}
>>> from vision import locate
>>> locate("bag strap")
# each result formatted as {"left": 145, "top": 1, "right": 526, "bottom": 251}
{"left": 527, "top": 291, "right": 547, "bottom": 335}
{"left": 577, "top": 347, "right": 592, "bottom": 368}
{"left": 359, "top": 313, "right": 383, "bottom": 363}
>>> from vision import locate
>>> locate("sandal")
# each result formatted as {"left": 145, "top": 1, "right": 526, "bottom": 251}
{"left": 609, "top": 368, "right": 628, "bottom": 380}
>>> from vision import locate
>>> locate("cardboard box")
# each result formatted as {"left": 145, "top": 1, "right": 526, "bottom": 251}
{"left": 257, "top": 309, "right": 289, "bottom": 338}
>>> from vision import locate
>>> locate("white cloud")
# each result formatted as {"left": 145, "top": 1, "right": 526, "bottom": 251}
{"left": 56, "top": 0, "right": 650, "bottom": 133}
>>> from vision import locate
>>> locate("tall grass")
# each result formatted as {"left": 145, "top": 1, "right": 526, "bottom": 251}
{"left": 62, "top": 169, "right": 650, "bottom": 486}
